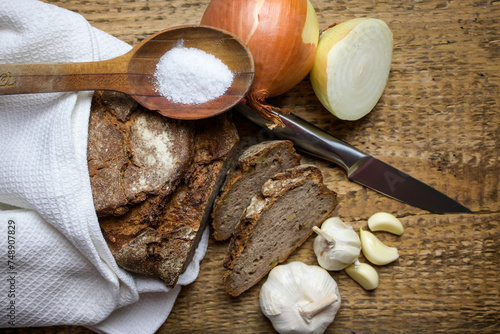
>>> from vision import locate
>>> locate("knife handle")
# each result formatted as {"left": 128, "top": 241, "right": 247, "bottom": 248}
{"left": 234, "top": 103, "right": 370, "bottom": 172}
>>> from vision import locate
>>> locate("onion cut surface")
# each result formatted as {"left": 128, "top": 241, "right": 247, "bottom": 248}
{"left": 310, "top": 18, "right": 393, "bottom": 121}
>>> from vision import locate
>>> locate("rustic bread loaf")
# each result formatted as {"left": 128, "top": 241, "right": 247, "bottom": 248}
{"left": 211, "top": 140, "right": 301, "bottom": 241}
{"left": 88, "top": 91, "right": 239, "bottom": 287}
{"left": 88, "top": 91, "right": 194, "bottom": 217}
{"left": 222, "top": 165, "right": 338, "bottom": 296}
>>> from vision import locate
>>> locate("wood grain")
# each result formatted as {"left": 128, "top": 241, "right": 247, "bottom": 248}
{"left": 6, "top": 0, "right": 499, "bottom": 333}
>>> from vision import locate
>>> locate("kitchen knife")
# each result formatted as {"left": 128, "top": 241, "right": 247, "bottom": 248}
{"left": 234, "top": 103, "right": 472, "bottom": 214}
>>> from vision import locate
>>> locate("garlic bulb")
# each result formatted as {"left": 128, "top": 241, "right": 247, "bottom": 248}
{"left": 313, "top": 217, "right": 361, "bottom": 271}
{"left": 260, "top": 262, "right": 341, "bottom": 334}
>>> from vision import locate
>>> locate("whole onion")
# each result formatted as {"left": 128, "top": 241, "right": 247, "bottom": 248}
{"left": 201, "top": 0, "right": 319, "bottom": 125}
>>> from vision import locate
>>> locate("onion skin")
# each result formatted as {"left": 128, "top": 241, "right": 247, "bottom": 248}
{"left": 201, "top": 0, "right": 319, "bottom": 125}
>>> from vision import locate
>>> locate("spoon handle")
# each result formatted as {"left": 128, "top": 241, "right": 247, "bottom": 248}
{"left": 0, "top": 56, "right": 131, "bottom": 96}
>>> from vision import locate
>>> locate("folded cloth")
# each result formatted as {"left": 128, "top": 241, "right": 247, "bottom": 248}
{"left": 0, "top": 0, "right": 208, "bottom": 333}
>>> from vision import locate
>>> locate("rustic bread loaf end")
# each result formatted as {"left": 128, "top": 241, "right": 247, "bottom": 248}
{"left": 88, "top": 91, "right": 194, "bottom": 217}
{"left": 222, "top": 165, "right": 337, "bottom": 296}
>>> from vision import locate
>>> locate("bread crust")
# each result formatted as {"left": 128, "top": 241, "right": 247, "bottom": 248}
{"left": 88, "top": 91, "right": 194, "bottom": 217}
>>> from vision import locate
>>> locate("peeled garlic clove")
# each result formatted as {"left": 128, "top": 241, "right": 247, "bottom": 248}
{"left": 345, "top": 260, "right": 379, "bottom": 290}
{"left": 360, "top": 227, "right": 399, "bottom": 265}
{"left": 368, "top": 212, "right": 404, "bottom": 235}
{"left": 313, "top": 217, "right": 361, "bottom": 271}
{"left": 260, "top": 262, "right": 341, "bottom": 334}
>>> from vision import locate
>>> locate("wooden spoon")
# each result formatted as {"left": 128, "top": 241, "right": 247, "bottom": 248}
{"left": 0, "top": 25, "right": 255, "bottom": 120}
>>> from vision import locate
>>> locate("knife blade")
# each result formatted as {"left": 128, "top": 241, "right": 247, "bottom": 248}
{"left": 234, "top": 103, "right": 472, "bottom": 213}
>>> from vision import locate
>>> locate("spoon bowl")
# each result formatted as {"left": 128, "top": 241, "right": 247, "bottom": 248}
{"left": 0, "top": 25, "right": 255, "bottom": 120}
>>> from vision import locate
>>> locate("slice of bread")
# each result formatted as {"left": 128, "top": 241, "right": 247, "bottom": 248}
{"left": 211, "top": 140, "right": 301, "bottom": 241}
{"left": 222, "top": 165, "right": 338, "bottom": 296}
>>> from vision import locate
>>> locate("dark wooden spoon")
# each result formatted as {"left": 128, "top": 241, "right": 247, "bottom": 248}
{"left": 0, "top": 25, "right": 255, "bottom": 120}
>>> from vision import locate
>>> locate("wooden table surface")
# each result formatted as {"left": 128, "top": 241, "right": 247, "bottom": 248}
{"left": 10, "top": 0, "right": 499, "bottom": 333}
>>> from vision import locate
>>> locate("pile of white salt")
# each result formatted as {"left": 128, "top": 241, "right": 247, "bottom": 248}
{"left": 154, "top": 42, "right": 234, "bottom": 105}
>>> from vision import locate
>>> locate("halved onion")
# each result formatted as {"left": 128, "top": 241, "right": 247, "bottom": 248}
{"left": 310, "top": 18, "right": 393, "bottom": 121}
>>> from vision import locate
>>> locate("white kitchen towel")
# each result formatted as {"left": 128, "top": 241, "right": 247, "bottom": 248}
{"left": 0, "top": 0, "right": 209, "bottom": 333}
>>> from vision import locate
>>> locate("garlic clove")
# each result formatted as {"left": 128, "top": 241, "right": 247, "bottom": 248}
{"left": 345, "top": 260, "right": 379, "bottom": 290}
{"left": 260, "top": 261, "right": 341, "bottom": 334}
{"left": 360, "top": 227, "right": 399, "bottom": 265}
{"left": 367, "top": 212, "right": 404, "bottom": 235}
{"left": 313, "top": 217, "right": 361, "bottom": 271}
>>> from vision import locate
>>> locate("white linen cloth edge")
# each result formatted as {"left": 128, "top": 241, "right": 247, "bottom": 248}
{"left": 0, "top": 0, "right": 208, "bottom": 332}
